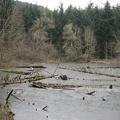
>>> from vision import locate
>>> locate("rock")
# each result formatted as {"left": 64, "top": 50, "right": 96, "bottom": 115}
{"left": 102, "top": 97, "right": 106, "bottom": 101}
{"left": 32, "top": 103, "right": 35, "bottom": 105}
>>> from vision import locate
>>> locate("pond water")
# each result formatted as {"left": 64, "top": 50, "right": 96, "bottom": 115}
{"left": 0, "top": 62, "right": 120, "bottom": 120}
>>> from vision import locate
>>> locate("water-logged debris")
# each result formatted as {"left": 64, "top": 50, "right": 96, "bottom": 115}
{"left": 102, "top": 97, "right": 106, "bottom": 101}
{"left": 109, "top": 85, "right": 113, "bottom": 89}
{"left": 32, "top": 81, "right": 82, "bottom": 89}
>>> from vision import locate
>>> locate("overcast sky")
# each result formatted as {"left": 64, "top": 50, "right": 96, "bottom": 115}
{"left": 18, "top": 0, "right": 120, "bottom": 10}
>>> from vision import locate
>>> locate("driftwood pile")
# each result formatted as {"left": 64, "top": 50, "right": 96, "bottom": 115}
{"left": 0, "top": 74, "right": 56, "bottom": 85}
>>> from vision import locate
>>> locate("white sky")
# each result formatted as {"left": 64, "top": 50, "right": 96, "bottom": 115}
{"left": 18, "top": 0, "right": 120, "bottom": 10}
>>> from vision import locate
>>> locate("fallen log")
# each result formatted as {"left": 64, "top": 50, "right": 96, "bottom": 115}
{"left": 16, "top": 65, "right": 46, "bottom": 68}
{"left": 32, "top": 82, "right": 82, "bottom": 89}
{"left": 6, "top": 90, "right": 13, "bottom": 103}
{"left": 0, "top": 81, "right": 26, "bottom": 85}
{"left": 0, "top": 69, "right": 30, "bottom": 75}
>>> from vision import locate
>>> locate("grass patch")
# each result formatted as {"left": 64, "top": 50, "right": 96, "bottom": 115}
{"left": 0, "top": 69, "right": 30, "bottom": 75}
{"left": 0, "top": 103, "right": 14, "bottom": 120}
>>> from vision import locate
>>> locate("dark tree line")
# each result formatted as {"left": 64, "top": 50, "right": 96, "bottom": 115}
{"left": 0, "top": 0, "right": 120, "bottom": 63}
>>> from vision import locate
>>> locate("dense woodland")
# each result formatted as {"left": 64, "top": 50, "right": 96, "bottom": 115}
{"left": 0, "top": 0, "right": 120, "bottom": 64}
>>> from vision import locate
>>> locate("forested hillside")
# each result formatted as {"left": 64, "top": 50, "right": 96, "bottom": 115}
{"left": 0, "top": 0, "right": 120, "bottom": 64}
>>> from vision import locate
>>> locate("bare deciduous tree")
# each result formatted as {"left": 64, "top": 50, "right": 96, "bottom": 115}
{"left": 73, "top": 25, "right": 83, "bottom": 57}
{"left": 7, "top": 5, "right": 26, "bottom": 47}
{"left": 84, "top": 26, "right": 97, "bottom": 61}
{"left": 62, "top": 23, "right": 77, "bottom": 60}
{"left": 29, "top": 10, "right": 57, "bottom": 61}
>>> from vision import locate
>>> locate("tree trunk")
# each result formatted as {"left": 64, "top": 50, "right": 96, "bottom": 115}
{"left": 105, "top": 41, "right": 108, "bottom": 60}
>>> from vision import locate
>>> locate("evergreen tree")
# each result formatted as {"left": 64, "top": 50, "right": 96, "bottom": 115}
{"left": 65, "top": 5, "right": 84, "bottom": 28}
{"left": 94, "top": 1, "right": 115, "bottom": 58}
{"left": 52, "top": 3, "right": 66, "bottom": 53}
{"left": 17, "top": 2, "right": 40, "bottom": 31}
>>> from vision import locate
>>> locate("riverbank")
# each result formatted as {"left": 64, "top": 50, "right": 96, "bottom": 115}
{"left": 0, "top": 56, "right": 120, "bottom": 68}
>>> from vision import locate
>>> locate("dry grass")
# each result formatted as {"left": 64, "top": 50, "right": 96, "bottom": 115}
{"left": 0, "top": 103, "right": 14, "bottom": 120}
{"left": 111, "top": 56, "right": 120, "bottom": 65}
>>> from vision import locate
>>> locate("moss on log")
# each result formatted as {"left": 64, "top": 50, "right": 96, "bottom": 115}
{"left": 0, "top": 69, "right": 30, "bottom": 75}
{"left": 16, "top": 65, "right": 46, "bottom": 68}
